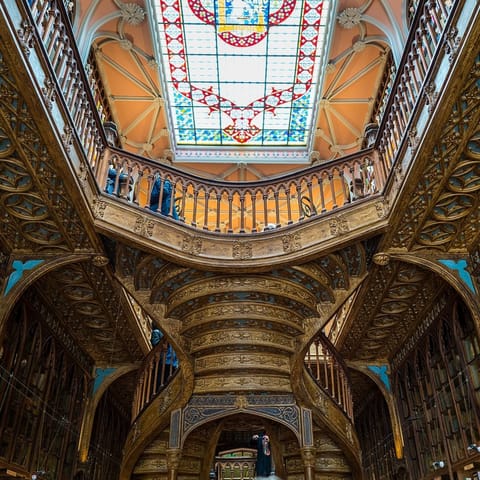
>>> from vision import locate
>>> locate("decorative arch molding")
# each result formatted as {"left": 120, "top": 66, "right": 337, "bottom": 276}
{"left": 374, "top": 252, "right": 480, "bottom": 325}
{"left": 0, "top": 253, "right": 102, "bottom": 336}
{"left": 175, "top": 393, "right": 307, "bottom": 448}
{"left": 347, "top": 362, "right": 404, "bottom": 460}
{"left": 78, "top": 364, "right": 140, "bottom": 463}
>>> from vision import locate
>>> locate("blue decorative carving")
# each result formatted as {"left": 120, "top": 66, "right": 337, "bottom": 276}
{"left": 93, "top": 367, "right": 117, "bottom": 394}
{"left": 4, "top": 259, "right": 44, "bottom": 296}
{"left": 368, "top": 365, "right": 391, "bottom": 392}
{"left": 439, "top": 259, "right": 476, "bottom": 294}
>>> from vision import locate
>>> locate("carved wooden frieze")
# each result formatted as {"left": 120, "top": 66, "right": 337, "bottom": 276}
{"left": 195, "top": 352, "right": 290, "bottom": 374}
{"left": 189, "top": 329, "right": 295, "bottom": 353}
{"left": 165, "top": 275, "right": 319, "bottom": 312}
{"left": 183, "top": 315, "right": 303, "bottom": 338}
{"left": 194, "top": 375, "right": 291, "bottom": 394}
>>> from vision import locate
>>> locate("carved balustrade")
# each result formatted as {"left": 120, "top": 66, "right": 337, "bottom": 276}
{"left": 98, "top": 147, "right": 382, "bottom": 233}
{"left": 27, "top": 0, "right": 105, "bottom": 170}
{"left": 376, "top": 0, "right": 456, "bottom": 168}
{"left": 132, "top": 338, "right": 178, "bottom": 419}
{"left": 305, "top": 333, "right": 353, "bottom": 420}
{"left": 23, "top": 0, "right": 460, "bottom": 234}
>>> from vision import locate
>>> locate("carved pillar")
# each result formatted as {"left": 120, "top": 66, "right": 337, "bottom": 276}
{"left": 301, "top": 446, "right": 316, "bottom": 480}
{"left": 166, "top": 448, "right": 181, "bottom": 480}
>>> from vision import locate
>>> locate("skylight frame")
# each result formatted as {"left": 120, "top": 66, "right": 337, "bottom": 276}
{"left": 147, "top": 0, "right": 336, "bottom": 163}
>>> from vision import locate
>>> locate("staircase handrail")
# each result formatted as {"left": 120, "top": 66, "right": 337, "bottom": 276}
{"left": 132, "top": 337, "right": 178, "bottom": 420}
{"left": 305, "top": 332, "right": 353, "bottom": 420}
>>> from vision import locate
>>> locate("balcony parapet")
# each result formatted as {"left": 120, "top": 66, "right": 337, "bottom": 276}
{"left": 97, "top": 146, "right": 383, "bottom": 234}
{"left": 376, "top": 0, "right": 460, "bottom": 170}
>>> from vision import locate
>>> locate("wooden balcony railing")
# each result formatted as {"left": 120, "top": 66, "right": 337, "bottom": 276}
{"left": 131, "top": 337, "right": 178, "bottom": 419}
{"left": 24, "top": 0, "right": 459, "bottom": 234}
{"left": 97, "top": 147, "right": 382, "bottom": 233}
{"left": 305, "top": 333, "right": 353, "bottom": 420}
{"left": 376, "top": 0, "right": 456, "bottom": 169}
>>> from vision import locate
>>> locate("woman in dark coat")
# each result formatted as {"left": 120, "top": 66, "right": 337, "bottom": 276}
{"left": 252, "top": 430, "right": 271, "bottom": 477}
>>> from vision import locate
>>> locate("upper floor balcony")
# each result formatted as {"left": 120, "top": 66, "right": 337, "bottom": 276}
{"left": 4, "top": 0, "right": 471, "bottom": 239}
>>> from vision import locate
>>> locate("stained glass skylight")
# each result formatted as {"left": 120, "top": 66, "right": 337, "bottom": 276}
{"left": 149, "top": 0, "right": 333, "bottom": 162}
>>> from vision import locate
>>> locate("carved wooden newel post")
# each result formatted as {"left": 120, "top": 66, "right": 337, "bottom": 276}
{"left": 166, "top": 448, "right": 181, "bottom": 480}
{"left": 301, "top": 446, "right": 316, "bottom": 480}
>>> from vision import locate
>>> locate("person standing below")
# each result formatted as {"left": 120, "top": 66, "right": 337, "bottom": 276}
{"left": 252, "top": 430, "right": 271, "bottom": 478}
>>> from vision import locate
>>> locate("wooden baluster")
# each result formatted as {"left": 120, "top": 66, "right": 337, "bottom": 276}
{"left": 296, "top": 181, "right": 304, "bottom": 221}
{"left": 262, "top": 192, "right": 268, "bottom": 228}
{"left": 227, "top": 193, "right": 233, "bottom": 233}
{"left": 435, "top": 0, "right": 448, "bottom": 23}
{"left": 70, "top": 81, "right": 82, "bottom": 122}
{"left": 329, "top": 357, "right": 335, "bottom": 395}
{"left": 146, "top": 359, "right": 154, "bottom": 402}
{"left": 140, "top": 371, "right": 147, "bottom": 413}
{"left": 406, "top": 58, "right": 420, "bottom": 93}
{"left": 152, "top": 350, "right": 160, "bottom": 395}
{"left": 46, "top": 19, "right": 60, "bottom": 57}
{"left": 306, "top": 180, "right": 315, "bottom": 214}
{"left": 191, "top": 188, "right": 198, "bottom": 227}
{"left": 215, "top": 192, "right": 221, "bottom": 232}
{"left": 420, "top": 21, "right": 434, "bottom": 60}
{"left": 274, "top": 191, "right": 280, "bottom": 227}
{"left": 41, "top": 8, "right": 56, "bottom": 43}
{"left": 251, "top": 190, "right": 258, "bottom": 233}
{"left": 322, "top": 346, "right": 329, "bottom": 391}
{"left": 203, "top": 188, "right": 210, "bottom": 230}
{"left": 159, "top": 344, "right": 167, "bottom": 387}
{"left": 60, "top": 55, "right": 73, "bottom": 92}
{"left": 286, "top": 185, "right": 293, "bottom": 225}
{"left": 416, "top": 37, "right": 429, "bottom": 75}
{"left": 328, "top": 174, "right": 337, "bottom": 210}
{"left": 318, "top": 175, "right": 326, "bottom": 213}
{"left": 404, "top": 71, "right": 416, "bottom": 113}
{"left": 179, "top": 182, "right": 187, "bottom": 221}
{"left": 396, "top": 94, "right": 407, "bottom": 129}
{"left": 314, "top": 341, "right": 320, "bottom": 382}
{"left": 56, "top": 48, "right": 68, "bottom": 87}
{"left": 336, "top": 362, "right": 341, "bottom": 404}
{"left": 36, "top": 1, "right": 50, "bottom": 31}
{"left": 339, "top": 170, "right": 348, "bottom": 205}
{"left": 50, "top": 28, "right": 64, "bottom": 67}
{"left": 239, "top": 193, "right": 246, "bottom": 233}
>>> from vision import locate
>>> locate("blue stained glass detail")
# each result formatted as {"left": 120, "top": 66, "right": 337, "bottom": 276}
{"left": 216, "top": 0, "right": 270, "bottom": 27}
{"left": 153, "top": 0, "right": 332, "bottom": 157}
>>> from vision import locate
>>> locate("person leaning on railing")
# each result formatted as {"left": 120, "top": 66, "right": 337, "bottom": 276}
{"left": 149, "top": 176, "right": 179, "bottom": 220}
